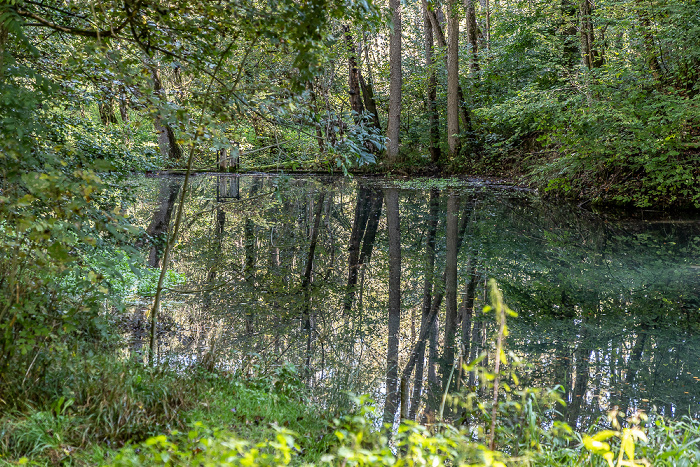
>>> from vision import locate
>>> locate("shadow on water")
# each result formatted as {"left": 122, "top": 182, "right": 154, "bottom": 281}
{"left": 127, "top": 173, "right": 700, "bottom": 428}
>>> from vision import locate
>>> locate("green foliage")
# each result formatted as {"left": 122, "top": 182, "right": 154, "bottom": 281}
{"left": 0, "top": 357, "right": 197, "bottom": 463}
{"left": 112, "top": 424, "right": 298, "bottom": 467}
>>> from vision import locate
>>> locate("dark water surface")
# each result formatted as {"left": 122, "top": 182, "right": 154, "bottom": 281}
{"left": 128, "top": 174, "right": 700, "bottom": 428}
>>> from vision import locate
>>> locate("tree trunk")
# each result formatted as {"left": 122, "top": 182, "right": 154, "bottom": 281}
{"left": 359, "top": 33, "right": 382, "bottom": 133}
{"left": 422, "top": 5, "right": 441, "bottom": 164}
{"left": 359, "top": 74, "right": 381, "bottom": 132}
{"left": 98, "top": 87, "right": 118, "bottom": 126}
{"left": 343, "top": 186, "right": 383, "bottom": 314}
{"left": 308, "top": 80, "right": 326, "bottom": 153}
{"left": 118, "top": 85, "right": 129, "bottom": 123}
{"left": 152, "top": 68, "right": 183, "bottom": 160}
{"left": 344, "top": 187, "right": 372, "bottom": 312}
{"left": 203, "top": 206, "right": 226, "bottom": 311}
{"left": 579, "top": 0, "right": 603, "bottom": 69}
{"left": 424, "top": 5, "right": 473, "bottom": 135}
{"left": 464, "top": 0, "right": 480, "bottom": 73}
{"left": 343, "top": 25, "right": 365, "bottom": 120}
{"left": 386, "top": 0, "right": 402, "bottom": 163}
{"left": 383, "top": 188, "right": 402, "bottom": 426}
{"left": 0, "top": 24, "right": 8, "bottom": 83}
{"left": 446, "top": 0, "right": 461, "bottom": 159}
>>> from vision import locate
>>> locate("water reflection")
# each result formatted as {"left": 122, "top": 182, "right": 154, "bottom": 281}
{"left": 129, "top": 174, "right": 700, "bottom": 427}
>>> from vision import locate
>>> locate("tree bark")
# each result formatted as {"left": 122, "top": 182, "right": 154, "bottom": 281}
{"left": 464, "top": 0, "right": 480, "bottom": 73}
{"left": 359, "top": 74, "right": 381, "bottom": 132}
{"left": 386, "top": 0, "right": 402, "bottom": 163}
{"left": 343, "top": 186, "right": 383, "bottom": 314}
{"left": 98, "top": 84, "right": 118, "bottom": 126}
{"left": 343, "top": 25, "right": 365, "bottom": 120}
{"left": 383, "top": 188, "right": 402, "bottom": 426}
{"left": 0, "top": 23, "right": 8, "bottom": 83}
{"left": 344, "top": 187, "right": 371, "bottom": 312}
{"left": 424, "top": 4, "right": 473, "bottom": 135}
{"left": 203, "top": 206, "right": 226, "bottom": 311}
{"left": 118, "top": 85, "right": 129, "bottom": 123}
{"left": 422, "top": 5, "right": 441, "bottom": 164}
{"left": 457, "top": 260, "right": 478, "bottom": 390}
{"left": 152, "top": 68, "right": 183, "bottom": 160}
{"left": 446, "top": 0, "right": 461, "bottom": 159}
{"left": 580, "top": 0, "right": 603, "bottom": 69}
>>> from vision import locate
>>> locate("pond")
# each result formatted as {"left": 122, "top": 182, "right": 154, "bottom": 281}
{"left": 125, "top": 173, "right": 700, "bottom": 429}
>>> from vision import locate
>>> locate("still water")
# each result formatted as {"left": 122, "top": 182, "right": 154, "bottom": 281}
{"left": 127, "top": 174, "right": 700, "bottom": 428}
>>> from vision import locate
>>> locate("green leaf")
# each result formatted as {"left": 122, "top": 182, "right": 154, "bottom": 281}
{"left": 47, "top": 242, "right": 73, "bottom": 262}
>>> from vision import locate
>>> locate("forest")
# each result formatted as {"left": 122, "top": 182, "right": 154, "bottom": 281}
{"left": 1, "top": 0, "right": 699, "bottom": 465}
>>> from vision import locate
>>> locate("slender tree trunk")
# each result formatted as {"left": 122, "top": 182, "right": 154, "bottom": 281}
{"left": 152, "top": 68, "right": 183, "bottom": 160}
{"left": 386, "top": 0, "right": 402, "bottom": 163}
{"left": 359, "top": 74, "right": 381, "bottom": 132}
{"left": 343, "top": 186, "right": 383, "bottom": 314}
{"left": 409, "top": 189, "right": 440, "bottom": 420}
{"left": 580, "top": 0, "right": 603, "bottom": 69}
{"left": 465, "top": 0, "right": 480, "bottom": 73}
{"left": 357, "top": 189, "right": 383, "bottom": 273}
{"left": 118, "top": 85, "right": 129, "bottom": 122}
{"left": 98, "top": 86, "right": 118, "bottom": 126}
{"left": 619, "top": 327, "right": 648, "bottom": 417}
{"left": 426, "top": 312, "right": 439, "bottom": 423}
{"left": 343, "top": 25, "right": 365, "bottom": 120}
{"left": 422, "top": 5, "right": 441, "bottom": 164}
{"left": 358, "top": 35, "right": 382, "bottom": 133}
{"left": 446, "top": 0, "right": 460, "bottom": 158}
{"left": 308, "top": 80, "right": 326, "bottom": 153}
{"left": 242, "top": 217, "right": 257, "bottom": 336}
{"left": 424, "top": 5, "right": 473, "bottom": 134}
{"left": 383, "top": 188, "right": 401, "bottom": 426}
{"left": 0, "top": 24, "right": 8, "bottom": 83}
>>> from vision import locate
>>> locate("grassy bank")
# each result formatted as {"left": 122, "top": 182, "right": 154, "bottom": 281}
{"left": 2, "top": 352, "right": 700, "bottom": 466}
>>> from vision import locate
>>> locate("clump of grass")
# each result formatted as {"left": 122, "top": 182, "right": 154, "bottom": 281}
{"left": 0, "top": 357, "right": 335, "bottom": 465}
{"left": 0, "top": 356, "right": 196, "bottom": 463}
{"left": 184, "top": 363, "right": 336, "bottom": 462}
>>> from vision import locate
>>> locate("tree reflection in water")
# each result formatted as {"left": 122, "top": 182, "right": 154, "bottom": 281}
{"left": 130, "top": 174, "right": 700, "bottom": 427}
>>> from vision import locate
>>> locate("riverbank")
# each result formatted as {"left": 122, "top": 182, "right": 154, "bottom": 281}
{"left": 2, "top": 353, "right": 700, "bottom": 466}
